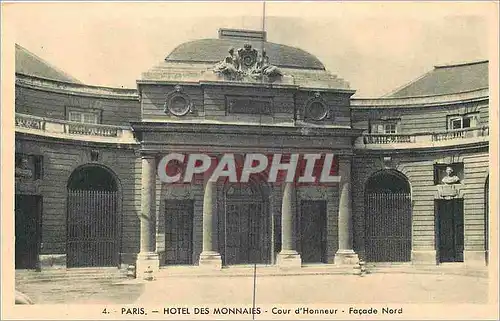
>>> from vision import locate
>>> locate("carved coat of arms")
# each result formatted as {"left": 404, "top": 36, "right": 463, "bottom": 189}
{"left": 213, "top": 43, "right": 283, "bottom": 81}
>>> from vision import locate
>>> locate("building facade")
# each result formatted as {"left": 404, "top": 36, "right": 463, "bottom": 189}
{"left": 14, "top": 29, "right": 490, "bottom": 276}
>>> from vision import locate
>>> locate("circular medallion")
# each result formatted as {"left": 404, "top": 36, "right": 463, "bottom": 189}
{"left": 307, "top": 101, "right": 328, "bottom": 121}
{"left": 167, "top": 95, "right": 190, "bottom": 116}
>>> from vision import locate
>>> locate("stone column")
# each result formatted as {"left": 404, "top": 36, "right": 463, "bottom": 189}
{"left": 198, "top": 181, "right": 222, "bottom": 269}
{"left": 335, "top": 156, "right": 359, "bottom": 265}
{"left": 277, "top": 183, "right": 301, "bottom": 269}
{"left": 135, "top": 153, "right": 160, "bottom": 279}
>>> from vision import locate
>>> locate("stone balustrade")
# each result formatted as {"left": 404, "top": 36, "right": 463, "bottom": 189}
{"left": 357, "top": 126, "right": 489, "bottom": 149}
{"left": 15, "top": 113, "right": 137, "bottom": 144}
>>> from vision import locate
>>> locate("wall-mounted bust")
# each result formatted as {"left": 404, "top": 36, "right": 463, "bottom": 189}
{"left": 15, "top": 155, "right": 33, "bottom": 179}
{"left": 441, "top": 166, "right": 460, "bottom": 185}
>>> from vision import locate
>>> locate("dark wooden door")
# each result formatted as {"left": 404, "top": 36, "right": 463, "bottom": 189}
{"left": 67, "top": 190, "right": 118, "bottom": 267}
{"left": 165, "top": 200, "right": 194, "bottom": 265}
{"left": 300, "top": 200, "right": 327, "bottom": 263}
{"left": 436, "top": 199, "right": 464, "bottom": 262}
{"left": 15, "top": 195, "right": 42, "bottom": 269}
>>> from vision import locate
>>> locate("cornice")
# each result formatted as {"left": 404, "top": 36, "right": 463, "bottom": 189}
{"left": 351, "top": 88, "right": 488, "bottom": 109}
{"left": 131, "top": 121, "right": 364, "bottom": 138}
{"left": 16, "top": 73, "right": 139, "bottom": 100}
{"left": 354, "top": 140, "right": 489, "bottom": 155}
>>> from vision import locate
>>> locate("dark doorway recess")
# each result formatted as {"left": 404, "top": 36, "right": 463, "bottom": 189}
{"left": 15, "top": 195, "right": 42, "bottom": 269}
{"left": 364, "top": 170, "right": 412, "bottom": 262}
{"left": 299, "top": 200, "right": 327, "bottom": 263}
{"left": 435, "top": 199, "right": 464, "bottom": 263}
{"left": 221, "top": 182, "right": 271, "bottom": 265}
{"left": 67, "top": 166, "right": 119, "bottom": 268}
{"left": 165, "top": 200, "right": 194, "bottom": 265}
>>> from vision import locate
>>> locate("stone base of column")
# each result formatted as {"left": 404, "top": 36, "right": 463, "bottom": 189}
{"left": 198, "top": 251, "right": 222, "bottom": 270}
{"left": 277, "top": 250, "right": 302, "bottom": 269}
{"left": 411, "top": 250, "right": 437, "bottom": 265}
{"left": 39, "top": 254, "right": 66, "bottom": 269}
{"left": 464, "top": 250, "right": 488, "bottom": 267}
{"left": 135, "top": 252, "right": 160, "bottom": 280}
{"left": 334, "top": 249, "right": 359, "bottom": 265}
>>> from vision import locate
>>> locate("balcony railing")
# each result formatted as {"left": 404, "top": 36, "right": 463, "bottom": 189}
{"left": 67, "top": 123, "right": 119, "bottom": 137}
{"left": 359, "top": 126, "right": 489, "bottom": 147}
{"left": 431, "top": 126, "right": 489, "bottom": 141}
{"left": 15, "top": 113, "right": 136, "bottom": 143}
{"left": 15, "top": 113, "right": 45, "bottom": 130}
{"left": 363, "top": 134, "right": 415, "bottom": 144}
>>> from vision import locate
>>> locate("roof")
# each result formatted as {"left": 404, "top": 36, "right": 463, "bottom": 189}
{"left": 165, "top": 29, "right": 325, "bottom": 70}
{"left": 386, "top": 60, "right": 488, "bottom": 98}
{"left": 140, "top": 62, "right": 351, "bottom": 90}
{"left": 15, "top": 44, "right": 83, "bottom": 84}
{"left": 142, "top": 29, "right": 351, "bottom": 90}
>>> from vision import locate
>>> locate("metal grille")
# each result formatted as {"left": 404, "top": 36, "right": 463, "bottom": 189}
{"left": 299, "top": 200, "right": 327, "bottom": 263}
{"left": 67, "top": 190, "right": 118, "bottom": 267}
{"left": 224, "top": 200, "right": 269, "bottom": 265}
{"left": 165, "top": 200, "right": 194, "bottom": 265}
{"left": 365, "top": 192, "right": 412, "bottom": 262}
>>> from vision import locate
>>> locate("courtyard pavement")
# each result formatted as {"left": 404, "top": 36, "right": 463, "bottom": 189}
{"left": 16, "top": 268, "right": 490, "bottom": 305}
{"left": 134, "top": 272, "right": 489, "bottom": 305}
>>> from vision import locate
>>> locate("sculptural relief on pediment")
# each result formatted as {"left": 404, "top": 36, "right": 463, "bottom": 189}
{"left": 213, "top": 44, "right": 283, "bottom": 82}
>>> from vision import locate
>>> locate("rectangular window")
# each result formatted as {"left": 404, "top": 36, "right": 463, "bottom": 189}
{"left": 447, "top": 113, "right": 477, "bottom": 130}
{"left": 384, "top": 123, "right": 397, "bottom": 134}
{"left": 67, "top": 107, "right": 101, "bottom": 124}
{"left": 462, "top": 116, "right": 472, "bottom": 128}
{"left": 370, "top": 119, "right": 399, "bottom": 134}
{"left": 83, "top": 113, "right": 98, "bottom": 124}
{"left": 69, "top": 112, "right": 82, "bottom": 122}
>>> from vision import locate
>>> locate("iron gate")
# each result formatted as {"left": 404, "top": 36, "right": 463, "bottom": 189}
{"left": 299, "top": 200, "right": 327, "bottom": 263}
{"left": 224, "top": 201, "right": 270, "bottom": 265}
{"left": 365, "top": 192, "right": 412, "bottom": 262}
{"left": 165, "top": 200, "right": 194, "bottom": 265}
{"left": 67, "top": 190, "right": 118, "bottom": 267}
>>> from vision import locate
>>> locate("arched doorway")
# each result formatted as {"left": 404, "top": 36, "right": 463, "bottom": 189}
{"left": 364, "top": 170, "right": 412, "bottom": 262}
{"left": 485, "top": 176, "right": 489, "bottom": 265}
{"left": 221, "top": 180, "right": 271, "bottom": 265}
{"left": 67, "top": 165, "right": 119, "bottom": 267}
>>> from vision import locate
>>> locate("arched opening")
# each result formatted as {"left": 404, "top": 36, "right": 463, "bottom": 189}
{"left": 364, "top": 170, "right": 412, "bottom": 262}
{"left": 221, "top": 179, "right": 271, "bottom": 265}
{"left": 485, "top": 176, "right": 489, "bottom": 265}
{"left": 66, "top": 165, "right": 119, "bottom": 268}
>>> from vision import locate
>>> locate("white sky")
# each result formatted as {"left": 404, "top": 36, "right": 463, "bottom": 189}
{"left": 3, "top": 1, "right": 496, "bottom": 97}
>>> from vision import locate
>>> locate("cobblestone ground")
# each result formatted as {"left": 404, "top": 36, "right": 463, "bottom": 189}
{"left": 16, "top": 272, "right": 489, "bottom": 305}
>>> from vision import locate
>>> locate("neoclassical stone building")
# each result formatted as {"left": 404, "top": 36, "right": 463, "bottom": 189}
{"left": 14, "top": 29, "right": 489, "bottom": 277}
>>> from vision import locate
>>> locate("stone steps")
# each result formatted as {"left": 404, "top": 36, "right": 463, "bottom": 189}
{"left": 153, "top": 263, "right": 489, "bottom": 279}
{"left": 15, "top": 267, "right": 128, "bottom": 282}
{"left": 365, "top": 263, "right": 489, "bottom": 277}
{"left": 154, "top": 264, "right": 364, "bottom": 279}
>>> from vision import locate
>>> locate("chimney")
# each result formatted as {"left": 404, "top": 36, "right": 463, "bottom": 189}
{"left": 218, "top": 28, "right": 267, "bottom": 42}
